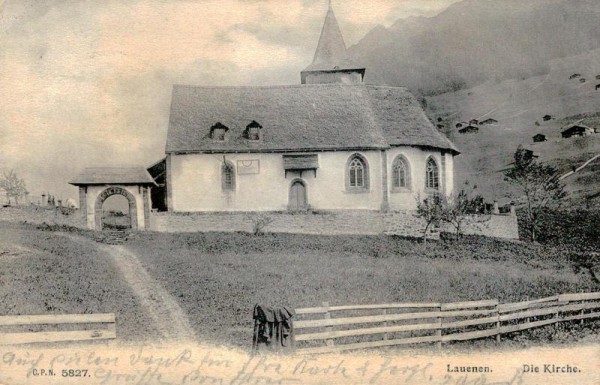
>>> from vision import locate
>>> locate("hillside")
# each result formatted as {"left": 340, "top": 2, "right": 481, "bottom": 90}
{"left": 426, "top": 48, "right": 600, "bottom": 204}
{"left": 348, "top": 0, "right": 600, "bottom": 95}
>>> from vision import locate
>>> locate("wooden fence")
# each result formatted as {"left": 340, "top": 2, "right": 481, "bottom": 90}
{"left": 293, "top": 292, "right": 600, "bottom": 354}
{"left": 0, "top": 313, "right": 116, "bottom": 345}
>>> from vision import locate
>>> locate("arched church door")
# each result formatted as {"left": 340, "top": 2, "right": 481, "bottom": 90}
{"left": 289, "top": 181, "right": 307, "bottom": 211}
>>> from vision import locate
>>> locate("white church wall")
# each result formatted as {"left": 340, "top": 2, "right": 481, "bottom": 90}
{"left": 170, "top": 153, "right": 289, "bottom": 212}
{"left": 444, "top": 152, "right": 455, "bottom": 197}
{"left": 302, "top": 72, "right": 363, "bottom": 85}
{"left": 169, "top": 150, "right": 384, "bottom": 212}
{"left": 386, "top": 147, "right": 453, "bottom": 211}
{"left": 303, "top": 151, "right": 382, "bottom": 211}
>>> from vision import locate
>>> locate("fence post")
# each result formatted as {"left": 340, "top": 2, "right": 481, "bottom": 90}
{"left": 495, "top": 302, "right": 501, "bottom": 344}
{"left": 579, "top": 291, "right": 585, "bottom": 325}
{"left": 322, "top": 302, "right": 334, "bottom": 347}
{"left": 382, "top": 308, "right": 388, "bottom": 341}
{"left": 290, "top": 318, "right": 296, "bottom": 351}
{"left": 554, "top": 298, "right": 561, "bottom": 326}
{"left": 436, "top": 305, "right": 442, "bottom": 349}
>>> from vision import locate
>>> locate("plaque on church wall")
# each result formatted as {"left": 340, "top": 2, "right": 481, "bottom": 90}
{"left": 237, "top": 159, "right": 260, "bottom": 174}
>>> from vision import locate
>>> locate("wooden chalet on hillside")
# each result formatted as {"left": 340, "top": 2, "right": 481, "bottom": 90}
{"left": 459, "top": 125, "right": 479, "bottom": 134}
{"left": 561, "top": 124, "right": 594, "bottom": 138}
{"left": 480, "top": 118, "right": 498, "bottom": 125}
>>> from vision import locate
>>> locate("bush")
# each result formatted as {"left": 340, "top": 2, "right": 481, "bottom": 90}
{"left": 248, "top": 214, "right": 274, "bottom": 235}
{"left": 518, "top": 208, "right": 600, "bottom": 250}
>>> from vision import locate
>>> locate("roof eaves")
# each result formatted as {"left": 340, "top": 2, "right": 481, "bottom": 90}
{"left": 166, "top": 145, "right": 390, "bottom": 155}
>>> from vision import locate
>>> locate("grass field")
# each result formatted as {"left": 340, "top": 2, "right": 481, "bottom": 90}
{"left": 124, "top": 230, "right": 600, "bottom": 347}
{"left": 0, "top": 222, "right": 159, "bottom": 341}
{"left": 1, "top": 221, "right": 598, "bottom": 349}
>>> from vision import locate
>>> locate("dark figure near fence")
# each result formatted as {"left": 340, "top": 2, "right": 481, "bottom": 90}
{"left": 252, "top": 304, "right": 295, "bottom": 352}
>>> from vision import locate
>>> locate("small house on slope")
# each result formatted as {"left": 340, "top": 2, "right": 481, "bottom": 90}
{"left": 561, "top": 124, "right": 594, "bottom": 138}
{"left": 480, "top": 118, "right": 498, "bottom": 125}
{"left": 532, "top": 134, "right": 547, "bottom": 143}
{"left": 459, "top": 125, "right": 479, "bottom": 134}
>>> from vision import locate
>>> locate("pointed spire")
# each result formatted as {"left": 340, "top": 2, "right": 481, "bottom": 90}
{"left": 310, "top": 4, "right": 348, "bottom": 69}
{"left": 301, "top": 2, "right": 366, "bottom": 84}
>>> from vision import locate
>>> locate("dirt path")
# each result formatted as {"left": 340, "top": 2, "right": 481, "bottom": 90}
{"left": 64, "top": 234, "right": 196, "bottom": 342}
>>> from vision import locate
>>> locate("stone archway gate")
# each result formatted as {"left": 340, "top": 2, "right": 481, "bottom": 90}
{"left": 69, "top": 167, "right": 157, "bottom": 231}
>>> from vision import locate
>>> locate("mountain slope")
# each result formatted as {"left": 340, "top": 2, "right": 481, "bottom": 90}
{"left": 426, "top": 48, "right": 600, "bottom": 204}
{"left": 348, "top": 0, "right": 600, "bottom": 95}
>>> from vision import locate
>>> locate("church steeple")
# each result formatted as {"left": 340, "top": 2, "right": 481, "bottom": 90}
{"left": 301, "top": 2, "right": 366, "bottom": 85}
{"left": 311, "top": 3, "right": 347, "bottom": 69}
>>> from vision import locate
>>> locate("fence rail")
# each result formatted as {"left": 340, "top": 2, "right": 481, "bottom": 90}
{"left": 294, "top": 292, "right": 600, "bottom": 354}
{"left": 0, "top": 313, "right": 116, "bottom": 345}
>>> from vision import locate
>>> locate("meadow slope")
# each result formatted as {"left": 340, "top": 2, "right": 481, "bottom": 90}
{"left": 426, "top": 49, "right": 600, "bottom": 203}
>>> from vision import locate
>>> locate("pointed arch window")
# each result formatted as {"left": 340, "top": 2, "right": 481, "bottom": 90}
{"left": 425, "top": 157, "right": 439, "bottom": 190}
{"left": 346, "top": 154, "right": 369, "bottom": 192}
{"left": 392, "top": 155, "right": 411, "bottom": 191}
{"left": 222, "top": 161, "right": 235, "bottom": 191}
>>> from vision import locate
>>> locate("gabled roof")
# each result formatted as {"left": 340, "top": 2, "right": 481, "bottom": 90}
{"left": 166, "top": 84, "right": 459, "bottom": 154}
{"left": 302, "top": 6, "right": 363, "bottom": 73}
{"left": 69, "top": 167, "right": 156, "bottom": 186}
{"left": 459, "top": 125, "right": 479, "bottom": 133}
{"left": 481, "top": 118, "right": 498, "bottom": 123}
{"left": 562, "top": 123, "right": 593, "bottom": 132}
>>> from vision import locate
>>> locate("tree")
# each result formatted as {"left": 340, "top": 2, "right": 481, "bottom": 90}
{"left": 415, "top": 192, "right": 444, "bottom": 243}
{"left": 0, "top": 170, "right": 28, "bottom": 205}
{"left": 504, "top": 146, "right": 567, "bottom": 242}
{"left": 417, "top": 183, "right": 489, "bottom": 242}
{"left": 440, "top": 188, "right": 488, "bottom": 240}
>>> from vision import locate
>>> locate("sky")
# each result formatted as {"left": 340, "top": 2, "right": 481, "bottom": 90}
{"left": 0, "top": 0, "right": 460, "bottom": 203}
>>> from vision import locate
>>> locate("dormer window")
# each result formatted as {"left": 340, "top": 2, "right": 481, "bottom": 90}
{"left": 210, "top": 122, "right": 229, "bottom": 141}
{"left": 245, "top": 120, "right": 262, "bottom": 140}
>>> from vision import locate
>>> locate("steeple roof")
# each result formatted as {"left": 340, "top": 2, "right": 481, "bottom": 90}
{"left": 302, "top": 4, "right": 363, "bottom": 72}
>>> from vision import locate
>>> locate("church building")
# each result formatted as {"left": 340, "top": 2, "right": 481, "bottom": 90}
{"left": 163, "top": 4, "right": 459, "bottom": 213}
{"left": 71, "top": 4, "right": 460, "bottom": 231}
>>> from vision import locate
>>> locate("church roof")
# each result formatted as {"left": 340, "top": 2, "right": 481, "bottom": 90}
{"left": 165, "top": 83, "right": 459, "bottom": 154}
{"left": 69, "top": 167, "right": 156, "bottom": 186}
{"left": 302, "top": 6, "right": 363, "bottom": 73}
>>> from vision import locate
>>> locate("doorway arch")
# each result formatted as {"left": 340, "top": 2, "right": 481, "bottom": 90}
{"left": 288, "top": 179, "right": 307, "bottom": 211}
{"left": 94, "top": 187, "right": 138, "bottom": 230}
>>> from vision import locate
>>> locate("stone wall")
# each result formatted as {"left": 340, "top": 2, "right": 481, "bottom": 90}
{"left": 443, "top": 214, "right": 520, "bottom": 240}
{"left": 383, "top": 211, "right": 440, "bottom": 239}
{"left": 0, "top": 205, "right": 84, "bottom": 228}
{"left": 0, "top": 205, "right": 519, "bottom": 240}
{"left": 150, "top": 210, "right": 520, "bottom": 240}
{"left": 150, "top": 210, "right": 386, "bottom": 235}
